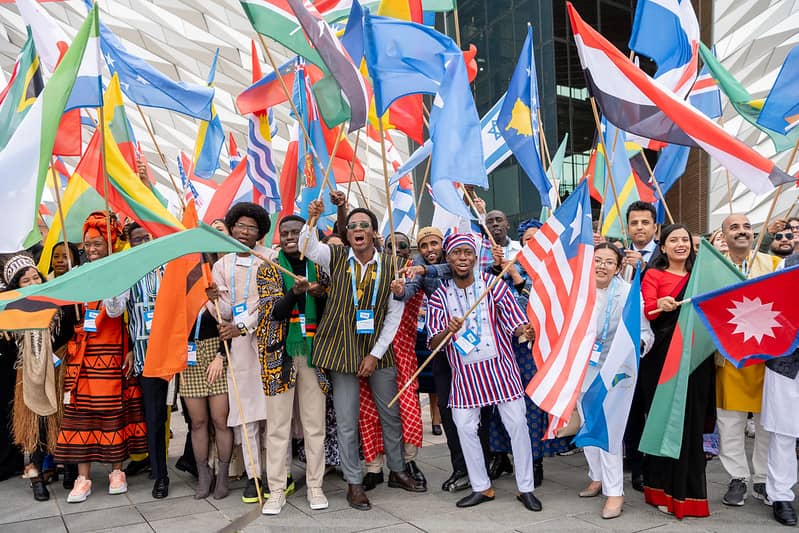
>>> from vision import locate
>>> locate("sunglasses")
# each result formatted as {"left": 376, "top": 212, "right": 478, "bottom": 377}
{"left": 346, "top": 221, "right": 372, "bottom": 231}
{"left": 387, "top": 241, "right": 410, "bottom": 250}
{"left": 775, "top": 232, "right": 795, "bottom": 241}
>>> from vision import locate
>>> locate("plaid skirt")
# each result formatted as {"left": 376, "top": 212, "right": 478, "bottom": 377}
{"left": 180, "top": 338, "right": 228, "bottom": 398}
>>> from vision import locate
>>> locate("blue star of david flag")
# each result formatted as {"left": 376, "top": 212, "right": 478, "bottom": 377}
{"left": 497, "top": 25, "right": 551, "bottom": 208}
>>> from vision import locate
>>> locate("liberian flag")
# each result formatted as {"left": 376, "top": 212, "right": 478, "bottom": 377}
{"left": 567, "top": 2, "right": 794, "bottom": 195}
{"left": 0, "top": 5, "right": 96, "bottom": 252}
{"left": 520, "top": 180, "right": 597, "bottom": 437}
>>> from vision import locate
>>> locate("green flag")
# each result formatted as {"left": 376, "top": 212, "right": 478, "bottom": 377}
{"left": 422, "top": 0, "right": 457, "bottom": 11}
{"left": 638, "top": 239, "right": 745, "bottom": 458}
{"left": 699, "top": 43, "right": 799, "bottom": 153}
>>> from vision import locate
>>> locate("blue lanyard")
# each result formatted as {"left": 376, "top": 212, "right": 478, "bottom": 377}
{"left": 193, "top": 310, "right": 203, "bottom": 341}
{"left": 349, "top": 255, "right": 381, "bottom": 309}
{"left": 230, "top": 255, "right": 254, "bottom": 305}
{"left": 453, "top": 279, "right": 482, "bottom": 339}
{"left": 599, "top": 277, "right": 618, "bottom": 343}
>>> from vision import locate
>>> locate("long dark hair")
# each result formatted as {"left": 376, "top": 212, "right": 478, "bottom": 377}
{"left": 650, "top": 223, "right": 696, "bottom": 272}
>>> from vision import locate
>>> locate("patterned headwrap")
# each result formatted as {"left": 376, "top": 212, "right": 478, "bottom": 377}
{"left": 443, "top": 233, "right": 477, "bottom": 255}
{"left": 3, "top": 254, "right": 36, "bottom": 285}
{"left": 82, "top": 211, "right": 123, "bottom": 246}
{"left": 517, "top": 218, "right": 542, "bottom": 239}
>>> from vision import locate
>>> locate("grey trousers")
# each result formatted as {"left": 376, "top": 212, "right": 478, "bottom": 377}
{"left": 331, "top": 368, "right": 404, "bottom": 484}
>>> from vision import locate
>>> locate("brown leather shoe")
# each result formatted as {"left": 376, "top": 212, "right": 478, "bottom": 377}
{"left": 347, "top": 483, "right": 371, "bottom": 511}
{"left": 387, "top": 470, "right": 427, "bottom": 492}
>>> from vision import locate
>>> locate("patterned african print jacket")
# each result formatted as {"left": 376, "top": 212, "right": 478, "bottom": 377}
{"left": 255, "top": 261, "right": 330, "bottom": 396}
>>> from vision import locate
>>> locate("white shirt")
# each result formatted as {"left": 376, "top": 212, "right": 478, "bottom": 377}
{"left": 299, "top": 226, "right": 404, "bottom": 360}
{"left": 632, "top": 239, "right": 658, "bottom": 263}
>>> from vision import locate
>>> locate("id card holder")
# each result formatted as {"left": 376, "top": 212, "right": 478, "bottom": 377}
{"left": 454, "top": 329, "right": 479, "bottom": 357}
{"left": 187, "top": 342, "right": 198, "bottom": 366}
{"left": 355, "top": 310, "right": 375, "bottom": 334}
{"left": 232, "top": 303, "right": 248, "bottom": 325}
{"left": 63, "top": 391, "right": 71, "bottom": 405}
{"left": 83, "top": 309, "right": 99, "bottom": 332}
{"left": 589, "top": 341, "right": 603, "bottom": 366}
{"left": 144, "top": 310, "right": 154, "bottom": 333}
{"left": 299, "top": 314, "right": 307, "bottom": 337}
{"left": 52, "top": 353, "right": 62, "bottom": 368}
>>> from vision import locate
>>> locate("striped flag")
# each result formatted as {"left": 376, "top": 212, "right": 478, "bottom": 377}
{"left": 0, "top": 29, "right": 43, "bottom": 150}
{"left": 177, "top": 153, "right": 202, "bottom": 208}
{"left": 246, "top": 111, "right": 280, "bottom": 213}
{"left": 192, "top": 49, "right": 224, "bottom": 179}
{"left": 689, "top": 57, "right": 722, "bottom": 119}
{"left": 520, "top": 180, "right": 597, "bottom": 437}
{"left": 378, "top": 127, "right": 415, "bottom": 236}
{"left": 228, "top": 133, "right": 242, "bottom": 170}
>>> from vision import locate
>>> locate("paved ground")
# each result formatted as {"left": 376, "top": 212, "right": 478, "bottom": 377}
{"left": 0, "top": 401, "right": 792, "bottom": 533}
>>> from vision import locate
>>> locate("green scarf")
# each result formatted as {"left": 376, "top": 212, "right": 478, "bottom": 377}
{"left": 277, "top": 250, "right": 318, "bottom": 365}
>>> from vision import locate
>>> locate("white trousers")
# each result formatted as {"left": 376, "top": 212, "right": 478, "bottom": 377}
{"left": 766, "top": 432, "right": 797, "bottom": 503}
{"left": 717, "top": 408, "right": 770, "bottom": 484}
{"left": 235, "top": 421, "right": 266, "bottom": 480}
{"left": 452, "top": 397, "right": 534, "bottom": 493}
{"left": 584, "top": 446, "right": 624, "bottom": 497}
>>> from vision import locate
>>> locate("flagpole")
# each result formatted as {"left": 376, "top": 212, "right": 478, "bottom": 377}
{"left": 452, "top": 2, "right": 462, "bottom": 48}
{"left": 781, "top": 139, "right": 799, "bottom": 219}
{"left": 345, "top": 129, "right": 362, "bottom": 204}
{"left": 637, "top": 149, "right": 675, "bottom": 224}
{"left": 377, "top": 119, "right": 400, "bottom": 279}
{"left": 49, "top": 159, "right": 74, "bottom": 273}
{"left": 589, "top": 97, "right": 629, "bottom": 247}
{"left": 136, "top": 105, "right": 185, "bottom": 210}
{"left": 409, "top": 155, "right": 431, "bottom": 238}
{"left": 389, "top": 256, "right": 519, "bottom": 407}
{"left": 718, "top": 115, "right": 735, "bottom": 215}
{"left": 537, "top": 107, "right": 560, "bottom": 208}
{"left": 647, "top": 297, "right": 691, "bottom": 317}
{"left": 463, "top": 188, "right": 497, "bottom": 246}
{"left": 249, "top": 249, "right": 302, "bottom": 281}
{"left": 97, "top": 105, "right": 115, "bottom": 254}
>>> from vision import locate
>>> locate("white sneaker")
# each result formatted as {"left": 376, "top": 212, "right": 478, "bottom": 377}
{"left": 307, "top": 486, "right": 329, "bottom": 510}
{"left": 261, "top": 488, "right": 286, "bottom": 515}
{"left": 108, "top": 469, "right": 128, "bottom": 495}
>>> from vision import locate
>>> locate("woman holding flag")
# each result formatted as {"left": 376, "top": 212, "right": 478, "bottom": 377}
{"left": 639, "top": 224, "right": 714, "bottom": 519}
{"left": 576, "top": 243, "right": 653, "bottom": 519}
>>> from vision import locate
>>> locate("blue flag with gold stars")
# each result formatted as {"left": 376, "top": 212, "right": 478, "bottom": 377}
{"left": 497, "top": 25, "right": 551, "bottom": 207}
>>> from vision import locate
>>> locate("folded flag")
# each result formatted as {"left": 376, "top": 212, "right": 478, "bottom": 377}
{"left": 600, "top": 119, "right": 643, "bottom": 239}
{"left": 0, "top": 224, "right": 248, "bottom": 331}
{"left": 378, "top": 128, "right": 415, "bottom": 236}
{"left": 0, "top": 28, "right": 43, "bottom": 150}
{"left": 692, "top": 264, "right": 799, "bottom": 368}
{"left": 521, "top": 180, "right": 597, "bottom": 437}
{"left": 14, "top": 0, "right": 70, "bottom": 73}
{"left": 757, "top": 46, "right": 799, "bottom": 136}
{"left": 498, "top": 25, "right": 551, "bottom": 208}
{"left": 689, "top": 51, "right": 722, "bottom": 119}
{"left": 229, "top": 132, "right": 242, "bottom": 170}
{"left": 567, "top": 3, "right": 794, "bottom": 195}
{"left": 202, "top": 155, "right": 250, "bottom": 224}
{"left": 639, "top": 239, "right": 745, "bottom": 458}
{"left": 192, "top": 49, "right": 224, "bottom": 179}
{"left": 575, "top": 270, "right": 642, "bottom": 454}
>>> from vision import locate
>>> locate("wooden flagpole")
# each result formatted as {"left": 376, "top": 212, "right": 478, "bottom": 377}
{"left": 97, "top": 105, "right": 114, "bottom": 253}
{"left": 590, "top": 97, "right": 629, "bottom": 247}
{"left": 637, "top": 148, "right": 675, "bottom": 224}
{"left": 718, "top": 115, "right": 735, "bottom": 215}
{"left": 345, "top": 129, "right": 362, "bottom": 204}
{"left": 409, "top": 156, "right": 432, "bottom": 238}
{"left": 463, "top": 190, "right": 497, "bottom": 246}
{"left": 135, "top": 105, "right": 185, "bottom": 210}
{"left": 377, "top": 119, "right": 400, "bottom": 278}
{"left": 49, "top": 159, "right": 74, "bottom": 272}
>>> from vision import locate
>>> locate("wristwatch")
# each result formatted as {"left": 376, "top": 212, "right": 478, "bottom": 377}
{"left": 237, "top": 322, "right": 247, "bottom": 336}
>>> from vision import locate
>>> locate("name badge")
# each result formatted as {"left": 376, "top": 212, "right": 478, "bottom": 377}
{"left": 144, "top": 310, "right": 154, "bottom": 333}
{"left": 232, "top": 303, "right": 248, "bottom": 324}
{"left": 187, "top": 342, "right": 197, "bottom": 366}
{"left": 454, "top": 329, "right": 480, "bottom": 357}
{"left": 299, "top": 314, "right": 307, "bottom": 337}
{"left": 63, "top": 391, "right": 71, "bottom": 405}
{"left": 417, "top": 312, "right": 426, "bottom": 333}
{"left": 590, "top": 341, "right": 603, "bottom": 367}
{"left": 84, "top": 309, "right": 99, "bottom": 332}
{"left": 356, "top": 310, "right": 375, "bottom": 334}
{"left": 52, "top": 353, "right": 62, "bottom": 368}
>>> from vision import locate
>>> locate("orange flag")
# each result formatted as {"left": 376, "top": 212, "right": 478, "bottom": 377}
{"left": 143, "top": 200, "right": 212, "bottom": 380}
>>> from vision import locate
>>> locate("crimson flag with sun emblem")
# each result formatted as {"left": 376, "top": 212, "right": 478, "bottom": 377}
{"left": 692, "top": 264, "right": 799, "bottom": 369}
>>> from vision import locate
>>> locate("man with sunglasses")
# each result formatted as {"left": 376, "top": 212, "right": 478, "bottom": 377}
{"left": 300, "top": 201, "right": 426, "bottom": 512}
{"left": 769, "top": 228, "right": 795, "bottom": 258}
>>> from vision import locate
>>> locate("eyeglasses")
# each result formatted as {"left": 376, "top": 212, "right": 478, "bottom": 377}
{"left": 789, "top": 225, "right": 799, "bottom": 233}
{"left": 130, "top": 234, "right": 151, "bottom": 245}
{"left": 233, "top": 222, "right": 259, "bottom": 233}
{"left": 346, "top": 221, "right": 371, "bottom": 231}
{"left": 387, "top": 241, "right": 410, "bottom": 250}
{"left": 594, "top": 258, "right": 618, "bottom": 268}
{"left": 774, "top": 232, "right": 794, "bottom": 241}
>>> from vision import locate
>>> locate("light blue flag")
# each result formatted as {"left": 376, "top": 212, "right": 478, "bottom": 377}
{"left": 192, "top": 49, "right": 224, "bottom": 178}
{"left": 574, "top": 270, "right": 643, "bottom": 454}
{"left": 84, "top": 0, "right": 214, "bottom": 120}
{"left": 757, "top": 46, "right": 799, "bottom": 135}
{"left": 497, "top": 25, "right": 551, "bottom": 207}
{"left": 363, "top": 12, "right": 486, "bottom": 193}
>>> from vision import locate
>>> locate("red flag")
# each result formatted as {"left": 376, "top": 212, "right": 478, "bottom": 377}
{"left": 692, "top": 265, "right": 799, "bottom": 368}
{"left": 202, "top": 155, "right": 249, "bottom": 224}
{"left": 321, "top": 123, "right": 365, "bottom": 183}
{"left": 143, "top": 200, "right": 212, "bottom": 380}
{"left": 278, "top": 139, "right": 300, "bottom": 222}
{"left": 52, "top": 109, "right": 82, "bottom": 156}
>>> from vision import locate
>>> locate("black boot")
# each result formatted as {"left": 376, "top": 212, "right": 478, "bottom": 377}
{"left": 442, "top": 470, "right": 470, "bottom": 492}
{"left": 533, "top": 458, "right": 543, "bottom": 488}
{"left": 32, "top": 477, "right": 49, "bottom": 502}
{"left": 404, "top": 461, "right": 427, "bottom": 489}
{"left": 62, "top": 464, "right": 77, "bottom": 490}
{"left": 488, "top": 453, "right": 513, "bottom": 480}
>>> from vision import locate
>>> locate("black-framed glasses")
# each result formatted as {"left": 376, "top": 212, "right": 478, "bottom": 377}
{"left": 775, "top": 232, "right": 794, "bottom": 241}
{"left": 346, "top": 221, "right": 371, "bottom": 230}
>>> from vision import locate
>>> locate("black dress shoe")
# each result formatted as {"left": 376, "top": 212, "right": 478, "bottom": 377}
{"left": 347, "top": 483, "right": 371, "bottom": 511}
{"left": 488, "top": 453, "right": 513, "bottom": 480}
{"left": 631, "top": 474, "right": 644, "bottom": 492}
{"left": 152, "top": 477, "right": 169, "bottom": 499}
{"left": 405, "top": 461, "right": 427, "bottom": 488}
{"left": 388, "top": 470, "right": 427, "bottom": 492}
{"left": 32, "top": 478, "right": 50, "bottom": 502}
{"left": 456, "top": 490, "right": 495, "bottom": 508}
{"left": 442, "top": 470, "right": 470, "bottom": 492}
{"left": 124, "top": 459, "right": 151, "bottom": 477}
{"left": 774, "top": 501, "right": 798, "bottom": 526}
{"left": 175, "top": 455, "right": 198, "bottom": 478}
{"left": 533, "top": 459, "right": 543, "bottom": 488}
{"left": 363, "top": 471, "right": 384, "bottom": 491}
{"left": 517, "top": 491, "right": 542, "bottom": 512}
{"left": 432, "top": 424, "right": 442, "bottom": 436}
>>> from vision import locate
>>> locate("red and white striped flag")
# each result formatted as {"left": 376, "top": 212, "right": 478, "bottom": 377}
{"left": 519, "top": 180, "right": 597, "bottom": 438}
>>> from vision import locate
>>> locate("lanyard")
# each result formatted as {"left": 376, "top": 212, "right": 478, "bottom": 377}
{"left": 349, "top": 255, "right": 381, "bottom": 309}
{"left": 453, "top": 279, "right": 483, "bottom": 339}
{"left": 193, "top": 310, "right": 203, "bottom": 341}
{"left": 230, "top": 255, "right": 255, "bottom": 305}
{"left": 598, "top": 277, "right": 618, "bottom": 343}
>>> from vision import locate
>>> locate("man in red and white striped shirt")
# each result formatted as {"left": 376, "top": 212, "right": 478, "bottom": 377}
{"left": 426, "top": 233, "right": 542, "bottom": 512}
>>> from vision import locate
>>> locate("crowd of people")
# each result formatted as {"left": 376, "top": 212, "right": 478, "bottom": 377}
{"left": 1, "top": 194, "right": 798, "bottom": 527}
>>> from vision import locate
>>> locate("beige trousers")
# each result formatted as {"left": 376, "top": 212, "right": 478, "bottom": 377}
{"left": 265, "top": 356, "right": 326, "bottom": 491}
